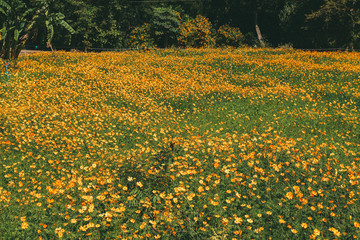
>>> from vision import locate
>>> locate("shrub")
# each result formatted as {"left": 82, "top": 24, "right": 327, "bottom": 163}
{"left": 216, "top": 25, "right": 244, "bottom": 47}
{"left": 128, "top": 23, "right": 155, "bottom": 50}
{"left": 178, "top": 15, "right": 214, "bottom": 48}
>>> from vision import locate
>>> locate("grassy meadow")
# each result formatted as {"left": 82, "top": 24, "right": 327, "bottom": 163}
{"left": 0, "top": 48, "right": 360, "bottom": 239}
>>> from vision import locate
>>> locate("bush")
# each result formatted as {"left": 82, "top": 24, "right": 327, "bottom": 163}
{"left": 128, "top": 24, "right": 155, "bottom": 50}
{"left": 178, "top": 15, "right": 215, "bottom": 48}
{"left": 216, "top": 25, "right": 244, "bottom": 47}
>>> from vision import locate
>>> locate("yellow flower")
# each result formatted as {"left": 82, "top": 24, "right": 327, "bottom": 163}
{"left": 222, "top": 217, "right": 229, "bottom": 226}
{"left": 140, "top": 222, "right": 147, "bottom": 229}
{"left": 279, "top": 219, "right": 286, "bottom": 224}
{"left": 96, "top": 195, "right": 106, "bottom": 201}
{"left": 234, "top": 216, "right": 243, "bottom": 224}
{"left": 21, "top": 222, "right": 29, "bottom": 230}
{"left": 87, "top": 222, "right": 95, "bottom": 228}
{"left": 88, "top": 204, "right": 94, "bottom": 213}
{"left": 136, "top": 181, "right": 143, "bottom": 188}
{"left": 79, "top": 225, "right": 88, "bottom": 231}
{"left": 301, "top": 223, "right": 308, "bottom": 229}
{"left": 314, "top": 229, "right": 321, "bottom": 236}
{"left": 234, "top": 230, "right": 242, "bottom": 235}
{"left": 329, "top": 227, "right": 341, "bottom": 237}
{"left": 187, "top": 193, "right": 195, "bottom": 201}
{"left": 286, "top": 192, "right": 293, "bottom": 200}
{"left": 55, "top": 227, "right": 65, "bottom": 238}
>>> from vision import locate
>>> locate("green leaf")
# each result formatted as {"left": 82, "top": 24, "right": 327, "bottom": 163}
{"left": 25, "top": 20, "right": 36, "bottom": 32}
{"left": 14, "top": 29, "right": 19, "bottom": 41}
{"left": 0, "top": 0, "right": 10, "bottom": 10}
{"left": 0, "top": 7, "right": 6, "bottom": 16}
{"left": 58, "top": 20, "right": 75, "bottom": 34}
{"left": 22, "top": 8, "right": 35, "bottom": 19}
{"left": 19, "top": 22, "right": 25, "bottom": 30}
{"left": 47, "top": 24, "right": 54, "bottom": 43}
{"left": 55, "top": 12, "right": 65, "bottom": 20}
{"left": 0, "top": 27, "right": 6, "bottom": 40}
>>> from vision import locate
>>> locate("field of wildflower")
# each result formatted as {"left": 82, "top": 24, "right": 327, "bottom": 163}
{"left": 0, "top": 48, "right": 360, "bottom": 239}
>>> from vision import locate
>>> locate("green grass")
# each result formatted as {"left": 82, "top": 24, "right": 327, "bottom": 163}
{"left": 0, "top": 48, "right": 359, "bottom": 239}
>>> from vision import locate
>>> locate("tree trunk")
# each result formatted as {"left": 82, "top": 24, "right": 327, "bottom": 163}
{"left": 3, "top": 34, "right": 12, "bottom": 60}
{"left": 255, "top": 11, "right": 265, "bottom": 47}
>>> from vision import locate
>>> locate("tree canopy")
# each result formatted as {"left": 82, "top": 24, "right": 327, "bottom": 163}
{"left": 0, "top": 0, "right": 74, "bottom": 59}
{"left": 1, "top": 0, "right": 360, "bottom": 54}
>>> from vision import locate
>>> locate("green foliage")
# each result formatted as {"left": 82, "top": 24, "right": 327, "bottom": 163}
{"left": 0, "top": 0, "right": 33, "bottom": 59}
{"left": 50, "top": 0, "right": 149, "bottom": 50}
{"left": 0, "top": 0, "right": 10, "bottom": 16}
{"left": 216, "top": 25, "right": 244, "bottom": 47}
{"left": 279, "top": 1, "right": 300, "bottom": 30}
{"left": 306, "top": 0, "right": 360, "bottom": 48}
{"left": 0, "top": 0, "right": 74, "bottom": 60}
{"left": 128, "top": 23, "right": 155, "bottom": 50}
{"left": 150, "top": 6, "right": 180, "bottom": 48}
{"left": 178, "top": 15, "right": 215, "bottom": 48}
{"left": 1, "top": 0, "right": 359, "bottom": 51}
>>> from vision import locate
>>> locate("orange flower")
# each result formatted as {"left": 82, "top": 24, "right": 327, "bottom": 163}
{"left": 53, "top": 180, "right": 64, "bottom": 189}
{"left": 355, "top": 222, "right": 360, "bottom": 228}
{"left": 293, "top": 186, "right": 300, "bottom": 194}
{"left": 222, "top": 217, "right": 229, "bottom": 226}
{"left": 286, "top": 192, "right": 293, "bottom": 200}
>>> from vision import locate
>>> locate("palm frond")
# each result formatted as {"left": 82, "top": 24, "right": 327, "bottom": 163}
{"left": 58, "top": 20, "right": 75, "bottom": 34}
{"left": 46, "top": 23, "right": 54, "bottom": 43}
{"left": 0, "top": 0, "right": 10, "bottom": 10}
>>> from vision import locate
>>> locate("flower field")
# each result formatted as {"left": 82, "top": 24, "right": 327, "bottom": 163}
{"left": 0, "top": 48, "right": 360, "bottom": 239}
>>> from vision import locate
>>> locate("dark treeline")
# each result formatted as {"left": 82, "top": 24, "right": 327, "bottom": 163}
{"left": 4, "top": 0, "right": 360, "bottom": 51}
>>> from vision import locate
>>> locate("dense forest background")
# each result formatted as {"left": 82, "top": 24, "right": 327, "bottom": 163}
{"left": 2, "top": 0, "right": 360, "bottom": 51}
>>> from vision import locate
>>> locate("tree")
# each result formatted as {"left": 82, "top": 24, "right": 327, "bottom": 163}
{"left": 0, "top": 0, "right": 74, "bottom": 60}
{"left": 306, "top": 0, "right": 360, "bottom": 49}
{"left": 150, "top": 6, "right": 180, "bottom": 48}
{"left": 50, "top": 0, "right": 153, "bottom": 50}
{"left": 0, "top": 0, "right": 33, "bottom": 59}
